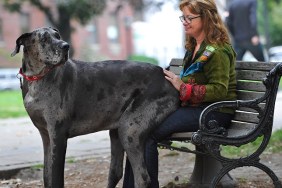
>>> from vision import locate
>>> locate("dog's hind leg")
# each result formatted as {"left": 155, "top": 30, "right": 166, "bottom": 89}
{"left": 38, "top": 126, "right": 68, "bottom": 188}
{"left": 118, "top": 125, "right": 151, "bottom": 188}
{"left": 107, "top": 129, "right": 124, "bottom": 188}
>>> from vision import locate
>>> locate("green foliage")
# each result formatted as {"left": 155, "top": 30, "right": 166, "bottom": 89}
{"left": 268, "top": 2, "right": 282, "bottom": 46}
{"left": 221, "top": 129, "right": 282, "bottom": 158}
{"left": 31, "top": 164, "right": 44, "bottom": 170}
{"left": 127, "top": 54, "right": 159, "bottom": 66}
{"left": 66, "top": 157, "right": 76, "bottom": 163}
{"left": 57, "top": 0, "right": 106, "bottom": 25}
{"left": 268, "top": 129, "right": 282, "bottom": 153}
{"left": 4, "top": 0, "right": 106, "bottom": 23}
{"left": 258, "top": 0, "right": 282, "bottom": 47}
{"left": 0, "top": 90, "right": 27, "bottom": 118}
{"left": 3, "top": 0, "right": 21, "bottom": 12}
{"left": 3, "top": 0, "right": 107, "bottom": 57}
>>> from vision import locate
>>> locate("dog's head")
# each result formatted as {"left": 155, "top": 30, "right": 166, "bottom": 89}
{"left": 11, "top": 27, "right": 69, "bottom": 75}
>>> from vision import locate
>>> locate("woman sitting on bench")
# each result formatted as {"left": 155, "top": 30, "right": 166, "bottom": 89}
{"left": 123, "top": 0, "right": 237, "bottom": 187}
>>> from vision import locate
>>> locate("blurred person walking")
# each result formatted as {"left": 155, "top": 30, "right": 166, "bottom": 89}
{"left": 226, "top": 0, "right": 265, "bottom": 61}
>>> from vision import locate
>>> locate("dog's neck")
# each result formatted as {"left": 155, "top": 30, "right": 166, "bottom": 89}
{"left": 19, "top": 67, "right": 52, "bottom": 81}
{"left": 20, "top": 57, "right": 65, "bottom": 81}
{"left": 21, "top": 55, "right": 46, "bottom": 77}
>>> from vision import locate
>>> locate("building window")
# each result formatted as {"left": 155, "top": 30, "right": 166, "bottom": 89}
{"left": 20, "top": 12, "right": 30, "bottom": 33}
{"left": 107, "top": 15, "right": 119, "bottom": 44}
{"left": 86, "top": 19, "right": 99, "bottom": 44}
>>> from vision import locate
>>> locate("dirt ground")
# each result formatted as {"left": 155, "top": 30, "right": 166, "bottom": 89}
{"left": 0, "top": 150, "right": 281, "bottom": 188}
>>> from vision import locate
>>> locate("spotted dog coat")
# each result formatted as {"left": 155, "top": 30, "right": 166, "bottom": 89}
{"left": 11, "top": 27, "right": 179, "bottom": 188}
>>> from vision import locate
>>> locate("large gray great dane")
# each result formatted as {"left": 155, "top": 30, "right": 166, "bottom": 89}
{"left": 11, "top": 27, "right": 179, "bottom": 188}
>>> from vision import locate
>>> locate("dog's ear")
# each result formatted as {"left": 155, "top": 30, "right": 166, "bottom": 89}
{"left": 11, "top": 33, "right": 32, "bottom": 57}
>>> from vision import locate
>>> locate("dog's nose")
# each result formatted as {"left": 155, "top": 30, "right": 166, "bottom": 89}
{"left": 60, "top": 42, "right": 70, "bottom": 50}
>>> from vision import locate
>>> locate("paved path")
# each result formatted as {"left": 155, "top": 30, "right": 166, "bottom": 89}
{"left": 0, "top": 118, "right": 110, "bottom": 173}
{"left": 0, "top": 91, "right": 282, "bottom": 177}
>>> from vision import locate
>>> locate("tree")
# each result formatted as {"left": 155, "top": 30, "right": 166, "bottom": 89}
{"left": 3, "top": 0, "right": 169, "bottom": 56}
{"left": 4, "top": 0, "right": 107, "bottom": 56}
{"left": 268, "top": 1, "right": 282, "bottom": 46}
{"left": 257, "top": 0, "right": 282, "bottom": 47}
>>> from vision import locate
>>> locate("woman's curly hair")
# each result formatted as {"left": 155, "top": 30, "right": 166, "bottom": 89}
{"left": 179, "top": 0, "right": 230, "bottom": 50}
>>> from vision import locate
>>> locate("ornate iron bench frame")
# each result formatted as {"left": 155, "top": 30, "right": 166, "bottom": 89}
{"left": 159, "top": 59, "right": 282, "bottom": 188}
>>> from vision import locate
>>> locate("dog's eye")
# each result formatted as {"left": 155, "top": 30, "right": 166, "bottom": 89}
{"left": 54, "top": 33, "right": 61, "bottom": 40}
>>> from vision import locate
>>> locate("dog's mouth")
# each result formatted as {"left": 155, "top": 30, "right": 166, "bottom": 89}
{"left": 64, "top": 51, "right": 69, "bottom": 62}
{"left": 44, "top": 52, "right": 68, "bottom": 67}
{"left": 60, "top": 42, "right": 70, "bottom": 63}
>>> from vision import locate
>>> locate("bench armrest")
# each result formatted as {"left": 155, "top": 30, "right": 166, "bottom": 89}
{"left": 198, "top": 98, "right": 263, "bottom": 136}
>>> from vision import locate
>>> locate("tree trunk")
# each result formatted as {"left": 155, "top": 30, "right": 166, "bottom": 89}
{"left": 56, "top": 6, "right": 74, "bottom": 58}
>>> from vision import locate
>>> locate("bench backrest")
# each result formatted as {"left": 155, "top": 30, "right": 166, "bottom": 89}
{"left": 169, "top": 58, "right": 279, "bottom": 137}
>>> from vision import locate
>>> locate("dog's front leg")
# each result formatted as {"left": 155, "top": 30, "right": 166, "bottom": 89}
{"left": 39, "top": 126, "right": 68, "bottom": 188}
{"left": 107, "top": 129, "right": 124, "bottom": 188}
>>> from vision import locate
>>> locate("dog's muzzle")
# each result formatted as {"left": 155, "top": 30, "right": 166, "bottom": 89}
{"left": 59, "top": 42, "right": 70, "bottom": 51}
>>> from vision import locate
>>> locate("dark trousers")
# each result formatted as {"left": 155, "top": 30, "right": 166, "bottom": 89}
{"left": 234, "top": 41, "right": 265, "bottom": 61}
{"left": 122, "top": 106, "right": 233, "bottom": 188}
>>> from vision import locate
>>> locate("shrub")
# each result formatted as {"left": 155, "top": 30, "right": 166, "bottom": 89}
{"left": 127, "top": 54, "right": 159, "bottom": 66}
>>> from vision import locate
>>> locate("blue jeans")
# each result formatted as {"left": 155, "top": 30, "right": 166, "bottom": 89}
{"left": 122, "top": 106, "right": 233, "bottom": 188}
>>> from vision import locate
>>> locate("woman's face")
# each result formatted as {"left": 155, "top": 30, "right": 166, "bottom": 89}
{"left": 181, "top": 6, "right": 204, "bottom": 39}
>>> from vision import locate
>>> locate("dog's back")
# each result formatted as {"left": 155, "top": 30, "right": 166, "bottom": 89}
{"left": 59, "top": 60, "right": 179, "bottom": 137}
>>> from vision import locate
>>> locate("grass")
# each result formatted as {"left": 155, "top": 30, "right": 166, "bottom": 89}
{"left": 221, "top": 129, "right": 282, "bottom": 157}
{"left": 0, "top": 90, "right": 28, "bottom": 118}
{"left": 163, "top": 129, "right": 282, "bottom": 157}
{"left": 31, "top": 164, "right": 44, "bottom": 170}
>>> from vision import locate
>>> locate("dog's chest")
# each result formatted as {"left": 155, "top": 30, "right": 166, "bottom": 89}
{"left": 23, "top": 91, "right": 45, "bottom": 115}
{"left": 23, "top": 84, "right": 57, "bottom": 113}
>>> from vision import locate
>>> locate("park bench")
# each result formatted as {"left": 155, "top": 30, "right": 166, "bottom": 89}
{"left": 158, "top": 59, "right": 282, "bottom": 188}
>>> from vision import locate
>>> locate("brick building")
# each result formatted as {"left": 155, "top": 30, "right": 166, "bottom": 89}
{"left": 0, "top": 1, "right": 134, "bottom": 68}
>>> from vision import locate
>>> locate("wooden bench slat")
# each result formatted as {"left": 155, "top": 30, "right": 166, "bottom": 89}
{"left": 238, "top": 103, "right": 265, "bottom": 113}
{"left": 170, "top": 58, "right": 183, "bottom": 66}
{"left": 169, "top": 66, "right": 182, "bottom": 75}
{"left": 170, "top": 59, "right": 277, "bottom": 72}
{"left": 169, "top": 132, "right": 193, "bottom": 140}
{"left": 237, "top": 81, "right": 266, "bottom": 92}
{"left": 235, "top": 61, "right": 277, "bottom": 71}
{"left": 166, "top": 121, "right": 259, "bottom": 140}
{"left": 228, "top": 121, "right": 258, "bottom": 138}
{"left": 236, "top": 70, "right": 268, "bottom": 81}
{"left": 233, "top": 111, "right": 259, "bottom": 124}
{"left": 237, "top": 90, "right": 265, "bottom": 100}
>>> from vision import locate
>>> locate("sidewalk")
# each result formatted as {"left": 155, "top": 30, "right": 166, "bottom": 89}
{"left": 0, "top": 118, "right": 110, "bottom": 178}
{"left": 0, "top": 91, "right": 282, "bottom": 179}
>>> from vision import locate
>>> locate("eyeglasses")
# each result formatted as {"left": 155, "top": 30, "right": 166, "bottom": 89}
{"left": 179, "top": 15, "right": 201, "bottom": 23}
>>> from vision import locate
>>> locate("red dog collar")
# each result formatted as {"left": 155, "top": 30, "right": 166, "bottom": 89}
{"left": 19, "top": 63, "right": 64, "bottom": 82}
{"left": 19, "top": 68, "right": 46, "bottom": 81}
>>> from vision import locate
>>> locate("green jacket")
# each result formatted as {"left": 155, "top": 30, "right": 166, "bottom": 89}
{"left": 180, "top": 42, "right": 237, "bottom": 114}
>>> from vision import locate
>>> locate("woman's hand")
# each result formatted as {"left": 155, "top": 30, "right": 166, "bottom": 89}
{"left": 163, "top": 69, "right": 183, "bottom": 91}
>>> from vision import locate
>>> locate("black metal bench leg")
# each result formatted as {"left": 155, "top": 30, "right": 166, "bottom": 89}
{"left": 188, "top": 147, "right": 237, "bottom": 188}
{"left": 212, "top": 161, "right": 282, "bottom": 188}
